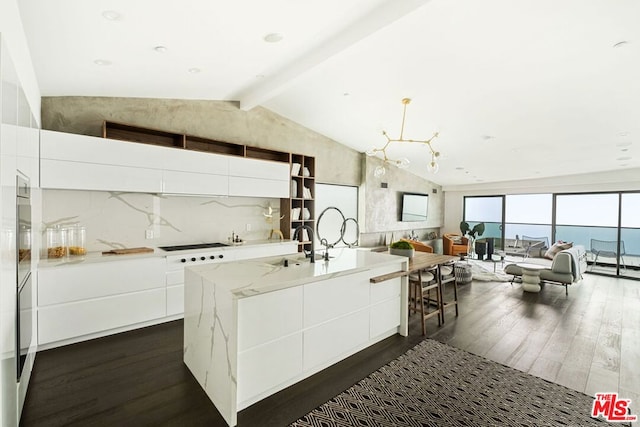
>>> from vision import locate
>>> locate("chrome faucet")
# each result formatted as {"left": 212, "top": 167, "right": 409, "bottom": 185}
{"left": 293, "top": 224, "right": 315, "bottom": 263}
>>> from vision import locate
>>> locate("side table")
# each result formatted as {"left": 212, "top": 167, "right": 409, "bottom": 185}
{"left": 517, "top": 263, "right": 546, "bottom": 292}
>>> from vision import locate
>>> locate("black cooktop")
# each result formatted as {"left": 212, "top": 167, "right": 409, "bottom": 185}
{"left": 158, "top": 242, "right": 229, "bottom": 251}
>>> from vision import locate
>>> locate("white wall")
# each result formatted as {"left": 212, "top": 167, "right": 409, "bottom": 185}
{"left": 443, "top": 168, "right": 640, "bottom": 235}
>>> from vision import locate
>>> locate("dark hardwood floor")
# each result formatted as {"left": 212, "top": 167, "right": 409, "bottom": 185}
{"left": 20, "top": 273, "right": 640, "bottom": 426}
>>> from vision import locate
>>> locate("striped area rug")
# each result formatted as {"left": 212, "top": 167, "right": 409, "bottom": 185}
{"left": 290, "top": 339, "right": 620, "bottom": 426}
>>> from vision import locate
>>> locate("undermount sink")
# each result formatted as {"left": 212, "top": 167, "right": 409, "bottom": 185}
{"left": 267, "top": 254, "right": 311, "bottom": 267}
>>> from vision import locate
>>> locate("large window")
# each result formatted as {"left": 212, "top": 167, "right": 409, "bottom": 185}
{"left": 504, "top": 194, "right": 552, "bottom": 242}
{"left": 464, "top": 196, "right": 503, "bottom": 240}
{"left": 463, "top": 191, "right": 640, "bottom": 279}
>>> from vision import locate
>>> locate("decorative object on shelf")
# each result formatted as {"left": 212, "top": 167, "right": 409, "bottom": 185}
{"left": 303, "top": 207, "right": 311, "bottom": 220}
{"left": 460, "top": 221, "right": 485, "bottom": 258}
{"left": 302, "top": 186, "right": 312, "bottom": 199}
{"left": 366, "top": 98, "right": 440, "bottom": 177}
{"left": 263, "top": 205, "right": 284, "bottom": 223}
{"left": 291, "top": 207, "right": 301, "bottom": 220}
{"left": 428, "top": 231, "right": 437, "bottom": 240}
{"left": 290, "top": 180, "right": 298, "bottom": 197}
{"left": 291, "top": 163, "right": 301, "bottom": 176}
{"left": 389, "top": 240, "right": 415, "bottom": 258}
{"left": 303, "top": 166, "right": 311, "bottom": 177}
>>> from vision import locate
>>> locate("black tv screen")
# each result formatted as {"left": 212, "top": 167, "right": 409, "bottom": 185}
{"left": 400, "top": 193, "right": 429, "bottom": 222}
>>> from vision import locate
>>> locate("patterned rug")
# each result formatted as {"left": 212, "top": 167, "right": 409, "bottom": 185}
{"left": 290, "top": 339, "right": 618, "bottom": 426}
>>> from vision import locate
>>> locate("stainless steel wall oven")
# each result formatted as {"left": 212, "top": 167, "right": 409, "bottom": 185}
{"left": 17, "top": 173, "right": 32, "bottom": 381}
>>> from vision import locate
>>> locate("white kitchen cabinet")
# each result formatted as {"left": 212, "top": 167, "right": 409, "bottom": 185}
{"left": 40, "top": 129, "right": 165, "bottom": 169}
{"left": 162, "top": 170, "right": 228, "bottom": 196}
{"left": 228, "top": 157, "right": 289, "bottom": 198}
{"left": 41, "top": 159, "right": 164, "bottom": 193}
{"left": 39, "top": 288, "right": 166, "bottom": 345}
{"left": 162, "top": 146, "right": 229, "bottom": 175}
{"left": 39, "top": 257, "right": 165, "bottom": 305}
{"left": 38, "top": 257, "right": 166, "bottom": 347}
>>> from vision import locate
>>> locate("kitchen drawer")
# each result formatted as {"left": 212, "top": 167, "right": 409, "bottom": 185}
{"left": 237, "top": 286, "right": 303, "bottom": 351}
{"left": 166, "top": 284, "right": 184, "bottom": 317}
{"left": 38, "top": 288, "right": 166, "bottom": 345}
{"left": 370, "top": 296, "right": 401, "bottom": 338}
{"left": 39, "top": 257, "right": 165, "bottom": 306}
{"left": 303, "top": 274, "right": 370, "bottom": 328}
{"left": 303, "top": 309, "right": 369, "bottom": 371}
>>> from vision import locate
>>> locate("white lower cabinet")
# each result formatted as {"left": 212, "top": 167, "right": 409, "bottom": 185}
{"left": 38, "top": 257, "right": 166, "bottom": 347}
{"left": 234, "top": 262, "right": 404, "bottom": 408}
{"left": 39, "top": 289, "right": 166, "bottom": 345}
{"left": 237, "top": 286, "right": 303, "bottom": 404}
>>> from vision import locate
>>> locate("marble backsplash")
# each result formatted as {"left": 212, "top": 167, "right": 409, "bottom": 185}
{"left": 42, "top": 190, "right": 282, "bottom": 252}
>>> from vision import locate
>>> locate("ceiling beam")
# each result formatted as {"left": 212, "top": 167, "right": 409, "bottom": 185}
{"left": 236, "top": 0, "right": 432, "bottom": 111}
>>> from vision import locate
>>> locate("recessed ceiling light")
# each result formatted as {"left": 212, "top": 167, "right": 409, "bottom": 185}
{"left": 154, "top": 46, "right": 168, "bottom": 53}
{"left": 455, "top": 167, "right": 464, "bottom": 170}
{"left": 255, "top": 74, "right": 265, "bottom": 78}
{"left": 616, "top": 141, "right": 632, "bottom": 147}
{"left": 188, "top": 67, "right": 201, "bottom": 74}
{"left": 94, "top": 59, "right": 112, "bottom": 66}
{"left": 613, "top": 40, "right": 629, "bottom": 48}
{"left": 343, "top": 92, "right": 350, "bottom": 97}
{"left": 617, "top": 156, "right": 632, "bottom": 161}
{"left": 481, "top": 135, "right": 495, "bottom": 140}
{"left": 101, "top": 10, "right": 121, "bottom": 21}
{"left": 263, "top": 33, "right": 283, "bottom": 43}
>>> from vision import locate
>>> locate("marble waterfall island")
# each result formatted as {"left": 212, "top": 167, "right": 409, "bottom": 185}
{"left": 183, "top": 248, "right": 408, "bottom": 426}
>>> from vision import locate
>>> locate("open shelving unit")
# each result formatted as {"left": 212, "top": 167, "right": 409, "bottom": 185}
{"left": 280, "top": 154, "right": 315, "bottom": 253}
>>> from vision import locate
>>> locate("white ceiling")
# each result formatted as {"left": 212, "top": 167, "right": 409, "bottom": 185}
{"left": 18, "top": 0, "right": 640, "bottom": 187}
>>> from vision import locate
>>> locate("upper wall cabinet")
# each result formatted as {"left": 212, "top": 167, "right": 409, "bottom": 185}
{"left": 39, "top": 128, "right": 292, "bottom": 198}
{"left": 40, "top": 130, "right": 164, "bottom": 193}
{"left": 228, "top": 157, "right": 289, "bottom": 198}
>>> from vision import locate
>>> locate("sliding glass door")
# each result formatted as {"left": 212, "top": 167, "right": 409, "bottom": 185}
{"left": 621, "top": 193, "right": 640, "bottom": 279}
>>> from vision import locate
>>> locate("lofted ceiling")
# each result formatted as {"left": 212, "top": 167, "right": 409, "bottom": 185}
{"left": 18, "top": 0, "right": 640, "bottom": 187}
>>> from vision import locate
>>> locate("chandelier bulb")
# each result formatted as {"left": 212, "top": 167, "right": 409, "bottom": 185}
{"left": 365, "top": 148, "right": 377, "bottom": 157}
{"left": 374, "top": 165, "right": 386, "bottom": 177}
{"left": 427, "top": 161, "right": 439, "bottom": 174}
{"left": 397, "top": 158, "right": 410, "bottom": 169}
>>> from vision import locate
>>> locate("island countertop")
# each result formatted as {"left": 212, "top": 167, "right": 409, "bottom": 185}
{"left": 186, "top": 247, "right": 406, "bottom": 298}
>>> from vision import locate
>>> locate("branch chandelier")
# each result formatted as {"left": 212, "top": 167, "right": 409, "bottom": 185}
{"left": 366, "top": 98, "right": 440, "bottom": 177}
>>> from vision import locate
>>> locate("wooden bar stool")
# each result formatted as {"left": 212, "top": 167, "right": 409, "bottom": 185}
{"left": 408, "top": 266, "right": 441, "bottom": 335}
{"left": 438, "top": 260, "right": 459, "bottom": 323}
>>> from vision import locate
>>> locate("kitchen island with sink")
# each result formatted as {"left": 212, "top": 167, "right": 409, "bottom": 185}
{"left": 183, "top": 248, "right": 408, "bottom": 426}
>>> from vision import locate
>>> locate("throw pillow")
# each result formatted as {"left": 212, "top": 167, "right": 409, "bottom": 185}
{"left": 544, "top": 241, "right": 573, "bottom": 260}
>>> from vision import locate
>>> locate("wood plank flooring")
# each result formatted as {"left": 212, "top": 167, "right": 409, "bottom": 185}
{"left": 20, "top": 273, "right": 640, "bottom": 426}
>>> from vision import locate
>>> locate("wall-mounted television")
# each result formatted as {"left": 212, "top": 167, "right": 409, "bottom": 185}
{"left": 400, "top": 192, "right": 429, "bottom": 222}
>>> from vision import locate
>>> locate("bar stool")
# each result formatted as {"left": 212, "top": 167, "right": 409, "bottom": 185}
{"left": 439, "top": 260, "right": 459, "bottom": 323}
{"left": 408, "top": 265, "right": 441, "bottom": 335}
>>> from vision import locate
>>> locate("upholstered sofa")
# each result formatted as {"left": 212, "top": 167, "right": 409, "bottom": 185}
{"left": 443, "top": 233, "right": 468, "bottom": 255}
{"left": 504, "top": 245, "right": 587, "bottom": 295}
{"left": 492, "top": 236, "right": 549, "bottom": 258}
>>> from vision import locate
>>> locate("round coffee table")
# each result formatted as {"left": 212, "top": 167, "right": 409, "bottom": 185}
{"left": 517, "top": 263, "right": 546, "bottom": 292}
